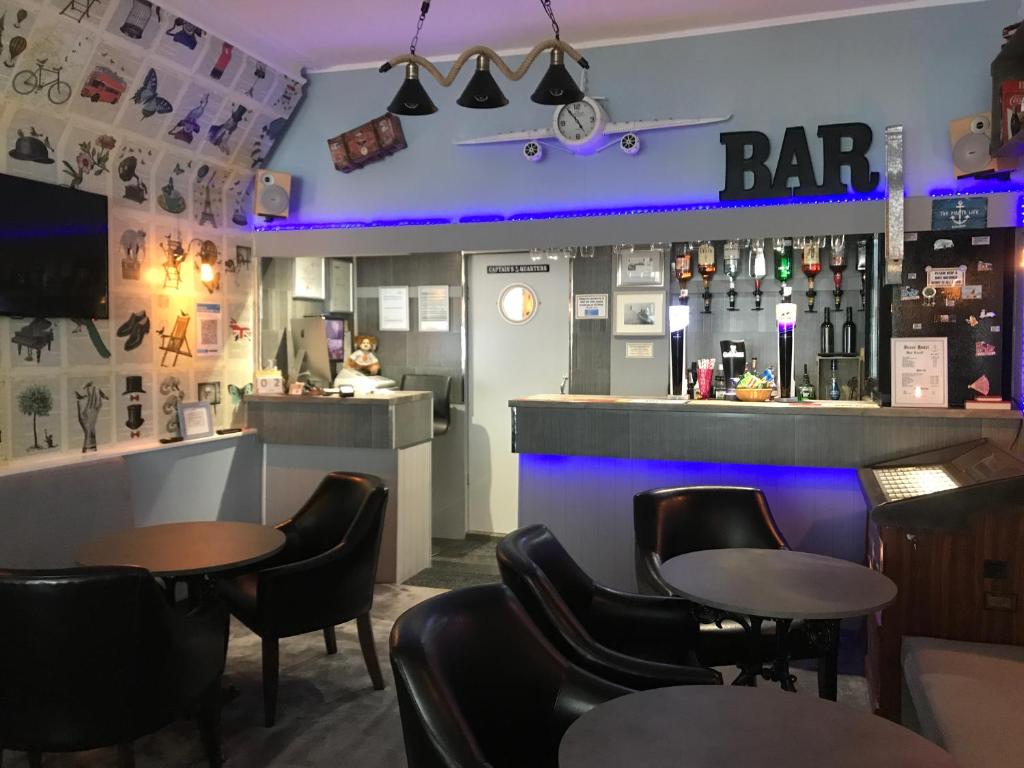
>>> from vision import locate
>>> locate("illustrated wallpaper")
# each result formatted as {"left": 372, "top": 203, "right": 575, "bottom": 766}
{"left": 0, "top": 0, "right": 303, "bottom": 462}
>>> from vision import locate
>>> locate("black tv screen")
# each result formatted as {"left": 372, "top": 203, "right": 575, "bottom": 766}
{"left": 0, "top": 173, "right": 109, "bottom": 319}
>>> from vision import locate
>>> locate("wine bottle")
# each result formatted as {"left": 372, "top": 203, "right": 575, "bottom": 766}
{"left": 820, "top": 308, "right": 835, "bottom": 355}
{"left": 842, "top": 307, "right": 857, "bottom": 355}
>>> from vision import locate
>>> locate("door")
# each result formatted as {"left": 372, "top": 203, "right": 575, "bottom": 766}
{"left": 467, "top": 252, "right": 571, "bottom": 534}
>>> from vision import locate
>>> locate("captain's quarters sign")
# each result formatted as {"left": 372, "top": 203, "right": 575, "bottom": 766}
{"left": 720, "top": 123, "right": 880, "bottom": 201}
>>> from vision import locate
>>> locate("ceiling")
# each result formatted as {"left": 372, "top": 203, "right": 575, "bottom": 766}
{"left": 163, "top": 0, "right": 979, "bottom": 77}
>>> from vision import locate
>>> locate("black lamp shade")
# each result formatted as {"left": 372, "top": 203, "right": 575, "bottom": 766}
{"left": 530, "top": 50, "right": 583, "bottom": 105}
{"left": 388, "top": 64, "right": 438, "bottom": 116}
{"left": 457, "top": 68, "right": 509, "bottom": 109}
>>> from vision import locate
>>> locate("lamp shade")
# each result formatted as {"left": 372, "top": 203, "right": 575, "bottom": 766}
{"left": 388, "top": 63, "right": 438, "bottom": 116}
{"left": 530, "top": 49, "right": 583, "bottom": 105}
{"left": 457, "top": 56, "right": 508, "bottom": 109}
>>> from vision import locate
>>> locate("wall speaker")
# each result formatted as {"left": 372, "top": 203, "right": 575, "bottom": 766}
{"left": 949, "top": 113, "right": 1014, "bottom": 179}
{"left": 254, "top": 170, "right": 292, "bottom": 219}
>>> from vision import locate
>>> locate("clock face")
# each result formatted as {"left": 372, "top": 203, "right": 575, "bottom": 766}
{"left": 555, "top": 100, "right": 600, "bottom": 145}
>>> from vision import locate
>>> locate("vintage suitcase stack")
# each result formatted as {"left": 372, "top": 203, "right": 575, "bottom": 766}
{"left": 327, "top": 114, "right": 407, "bottom": 173}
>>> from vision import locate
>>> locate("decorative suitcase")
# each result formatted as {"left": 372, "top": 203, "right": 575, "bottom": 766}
{"left": 327, "top": 114, "right": 407, "bottom": 173}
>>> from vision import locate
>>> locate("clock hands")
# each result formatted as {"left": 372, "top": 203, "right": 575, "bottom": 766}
{"left": 566, "top": 110, "right": 586, "bottom": 132}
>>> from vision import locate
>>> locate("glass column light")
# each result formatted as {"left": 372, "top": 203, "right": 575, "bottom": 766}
{"left": 697, "top": 241, "right": 716, "bottom": 314}
{"left": 668, "top": 304, "right": 690, "bottom": 398}
{"left": 723, "top": 240, "right": 741, "bottom": 311}
{"left": 749, "top": 239, "right": 767, "bottom": 311}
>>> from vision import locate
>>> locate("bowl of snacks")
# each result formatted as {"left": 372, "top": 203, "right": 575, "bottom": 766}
{"left": 734, "top": 371, "right": 774, "bottom": 402}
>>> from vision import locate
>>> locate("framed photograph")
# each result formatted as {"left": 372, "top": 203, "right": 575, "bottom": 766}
{"left": 293, "top": 257, "right": 326, "bottom": 300}
{"left": 616, "top": 245, "right": 666, "bottom": 288}
{"left": 890, "top": 337, "right": 948, "bottom": 408}
{"left": 614, "top": 291, "right": 666, "bottom": 336}
{"left": 177, "top": 401, "right": 215, "bottom": 440}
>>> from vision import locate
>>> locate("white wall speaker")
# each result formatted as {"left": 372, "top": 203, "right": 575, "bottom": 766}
{"left": 948, "top": 114, "right": 1014, "bottom": 179}
{"left": 254, "top": 170, "right": 292, "bottom": 219}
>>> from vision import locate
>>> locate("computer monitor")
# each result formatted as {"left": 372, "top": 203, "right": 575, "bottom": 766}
{"left": 288, "top": 317, "right": 333, "bottom": 385}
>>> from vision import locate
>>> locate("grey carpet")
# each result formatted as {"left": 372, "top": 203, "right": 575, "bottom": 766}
{"left": 3, "top": 579, "right": 872, "bottom": 767}
{"left": 404, "top": 535, "right": 501, "bottom": 590}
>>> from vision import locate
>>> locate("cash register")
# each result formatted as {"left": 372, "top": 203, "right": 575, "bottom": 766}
{"left": 859, "top": 439, "right": 1024, "bottom": 720}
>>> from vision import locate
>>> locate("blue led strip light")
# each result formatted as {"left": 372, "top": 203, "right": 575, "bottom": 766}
{"left": 254, "top": 192, "right": 888, "bottom": 232}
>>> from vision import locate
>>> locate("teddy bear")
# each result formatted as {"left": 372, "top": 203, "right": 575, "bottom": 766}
{"left": 346, "top": 334, "right": 381, "bottom": 376}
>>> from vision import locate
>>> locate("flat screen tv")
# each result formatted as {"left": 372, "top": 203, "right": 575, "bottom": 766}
{"left": 0, "top": 173, "right": 109, "bottom": 319}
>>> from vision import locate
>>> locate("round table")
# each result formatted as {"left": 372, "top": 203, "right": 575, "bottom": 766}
{"left": 559, "top": 686, "right": 955, "bottom": 768}
{"left": 661, "top": 549, "right": 897, "bottom": 697}
{"left": 78, "top": 521, "right": 285, "bottom": 577}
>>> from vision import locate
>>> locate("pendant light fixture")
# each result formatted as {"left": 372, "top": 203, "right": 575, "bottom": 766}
{"left": 380, "top": 0, "right": 589, "bottom": 115}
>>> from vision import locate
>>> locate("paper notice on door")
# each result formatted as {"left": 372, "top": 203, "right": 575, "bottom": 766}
{"left": 195, "top": 302, "right": 222, "bottom": 357}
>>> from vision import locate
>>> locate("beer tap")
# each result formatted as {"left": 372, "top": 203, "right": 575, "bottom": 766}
{"left": 801, "top": 236, "right": 822, "bottom": 312}
{"left": 830, "top": 234, "right": 847, "bottom": 310}
{"left": 773, "top": 237, "right": 794, "bottom": 297}
{"left": 673, "top": 242, "right": 694, "bottom": 303}
{"left": 749, "top": 239, "right": 767, "bottom": 311}
{"left": 724, "top": 240, "right": 741, "bottom": 311}
{"left": 857, "top": 238, "right": 868, "bottom": 310}
{"left": 697, "top": 241, "right": 716, "bottom": 314}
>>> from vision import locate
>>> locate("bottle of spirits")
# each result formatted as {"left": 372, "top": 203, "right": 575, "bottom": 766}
{"left": 802, "top": 237, "right": 822, "bottom": 312}
{"left": 674, "top": 244, "right": 694, "bottom": 303}
{"left": 714, "top": 363, "right": 726, "bottom": 399}
{"left": 797, "top": 364, "right": 816, "bottom": 401}
{"left": 829, "top": 360, "right": 841, "bottom": 401}
{"left": 698, "top": 242, "right": 717, "bottom": 314}
{"left": 820, "top": 308, "right": 835, "bottom": 355}
{"left": 830, "top": 235, "right": 847, "bottom": 309}
{"left": 774, "top": 238, "right": 794, "bottom": 296}
{"left": 842, "top": 307, "right": 857, "bottom": 355}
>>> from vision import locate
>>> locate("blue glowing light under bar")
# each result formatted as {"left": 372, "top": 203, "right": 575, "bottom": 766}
{"left": 255, "top": 192, "right": 887, "bottom": 233}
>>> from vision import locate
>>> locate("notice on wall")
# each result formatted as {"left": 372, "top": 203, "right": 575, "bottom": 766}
{"left": 418, "top": 285, "right": 450, "bottom": 332}
{"left": 486, "top": 265, "right": 550, "bottom": 274}
{"left": 575, "top": 293, "right": 608, "bottom": 320}
{"left": 294, "top": 257, "right": 325, "bottom": 299}
{"left": 195, "top": 302, "right": 222, "bottom": 358}
{"left": 379, "top": 286, "right": 410, "bottom": 331}
{"left": 890, "top": 337, "right": 948, "bottom": 408}
{"left": 625, "top": 342, "right": 655, "bottom": 359}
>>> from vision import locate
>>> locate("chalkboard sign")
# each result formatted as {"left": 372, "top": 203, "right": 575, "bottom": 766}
{"left": 889, "top": 229, "right": 1014, "bottom": 406}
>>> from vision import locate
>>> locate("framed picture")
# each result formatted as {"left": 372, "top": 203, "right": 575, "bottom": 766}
{"left": 890, "top": 337, "right": 948, "bottom": 408}
{"left": 616, "top": 244, "right": 666, "bottom": 288}
{"left": 294, "top": 257, "right": 326, "bottom": 300}
{"left": 177, "top": 401, "right": 215, "bottom": 440}
{"left": 614, "top": 291, "right": 666, "bottom": 336}
{"left": 379, "top": 285, "right": 410, "bottom": 331}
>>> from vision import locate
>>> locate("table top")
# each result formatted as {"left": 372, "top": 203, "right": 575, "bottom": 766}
{"left": 77, "top": 521, "right": 286, "bottom": 578}
{"left": 559, "top": 686, "right": 955, "bottom": 768}
{"left": 660, "top": 548, "right": 897, "bottom": 620}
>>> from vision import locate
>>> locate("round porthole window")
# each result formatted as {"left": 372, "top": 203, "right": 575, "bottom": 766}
{"left": 498, "top": 283, "right": 538, "bottom": 325}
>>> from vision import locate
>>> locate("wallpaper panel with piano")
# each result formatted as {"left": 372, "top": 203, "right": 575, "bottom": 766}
{"left": 0, "top": 0, "right": 304, "bottom": 462}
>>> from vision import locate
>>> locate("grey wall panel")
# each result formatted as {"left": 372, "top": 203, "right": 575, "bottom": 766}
{"left": 571, "top": 247, "right": 613, "bottom": 395}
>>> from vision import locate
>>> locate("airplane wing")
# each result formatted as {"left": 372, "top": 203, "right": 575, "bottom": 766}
{"left": 602, "top": 115, "right": 732, "bottom": 135}
{"left": 454, "top": 127, "right": 555, "bottom": 146}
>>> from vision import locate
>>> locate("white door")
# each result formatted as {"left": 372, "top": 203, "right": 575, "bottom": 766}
{"left": 467, "top": 252, "right": 571, "bottom": 534}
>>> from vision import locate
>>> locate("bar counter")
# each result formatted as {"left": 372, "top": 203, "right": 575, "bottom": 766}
{"left": 508, "top": 395, "right": 1023, "bottom": 591}
{"left": 510, "top": 395, "right": 1023, "bottom": 468}
{"left": 248, "top": 391, "right": 434, "bottom": 583}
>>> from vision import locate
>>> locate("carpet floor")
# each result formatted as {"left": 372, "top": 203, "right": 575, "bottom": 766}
{"left": 3, "top": 581, "right": 873, "bottom": 767}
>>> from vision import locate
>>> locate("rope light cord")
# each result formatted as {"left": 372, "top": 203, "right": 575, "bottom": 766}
{"left": 380, "top": 38, "right": 589, "bottom": 83}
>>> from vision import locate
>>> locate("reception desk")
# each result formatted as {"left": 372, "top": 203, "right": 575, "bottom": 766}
{"left": 248, "top": 392, "right": 433, "bottom": 583}
{"left": 509, "top": 395, "right": 1023, "bottom": 591}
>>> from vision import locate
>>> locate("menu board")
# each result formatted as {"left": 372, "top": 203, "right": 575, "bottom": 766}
{"left": 890, "top": 337, "right": 948, "bottom": 407}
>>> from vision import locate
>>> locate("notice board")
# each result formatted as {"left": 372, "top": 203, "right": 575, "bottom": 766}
{"left": 888, "top": 228, "right": 1014, "bottom": 406}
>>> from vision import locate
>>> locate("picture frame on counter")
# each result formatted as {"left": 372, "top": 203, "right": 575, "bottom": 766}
{"left": 615, "top": 244, "right": 666, "bottom": 288}
{"left": 614, "top": 291, "right": 665, "bottom": 336}
{"left": 177, "top": 401, "right": 215, "bottom": 440}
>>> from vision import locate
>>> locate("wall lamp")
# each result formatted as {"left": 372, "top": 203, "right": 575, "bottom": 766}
{"left": 379, "top": 0, "right": 589, "bottom": 116}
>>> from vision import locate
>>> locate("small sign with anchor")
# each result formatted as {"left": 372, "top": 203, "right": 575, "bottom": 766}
{"left": 931, "top": 197, "right": 988, "bottom": 231}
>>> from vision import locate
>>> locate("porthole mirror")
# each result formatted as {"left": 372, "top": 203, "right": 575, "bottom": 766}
{"left": 498, "top": 283, "right": 538, "bottom": 325}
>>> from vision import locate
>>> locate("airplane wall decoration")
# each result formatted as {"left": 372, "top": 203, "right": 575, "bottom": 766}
{"left": 455, "top": 91, "right": 732, "bottom": 162}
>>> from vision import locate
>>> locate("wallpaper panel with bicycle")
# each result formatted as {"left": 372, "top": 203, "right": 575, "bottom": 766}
{"left": 0, "top": 0, "right": 304, "bottom": 462}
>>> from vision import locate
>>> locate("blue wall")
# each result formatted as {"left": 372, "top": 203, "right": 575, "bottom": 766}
{"left": 273, "top": 0, "right": 1018, "bottom": 224}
